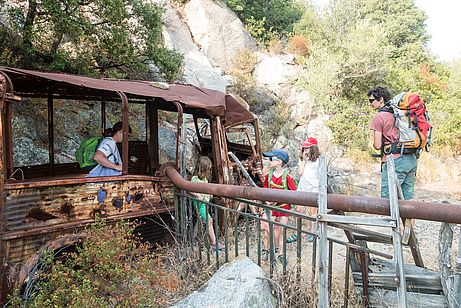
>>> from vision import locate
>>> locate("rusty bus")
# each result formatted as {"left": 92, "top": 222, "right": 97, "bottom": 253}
{"left": 0, "top": 67, "right": 263, "bottom": 301}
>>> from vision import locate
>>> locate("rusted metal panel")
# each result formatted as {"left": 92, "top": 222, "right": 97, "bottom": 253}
{"left": 3, "top": 180, "right": 172, "bottom": 233}
{"left": 0, "top": 176, "right": 175, "bottom": 301}
{"left": 120, "top": 91, "right": 129, "bottom": 176}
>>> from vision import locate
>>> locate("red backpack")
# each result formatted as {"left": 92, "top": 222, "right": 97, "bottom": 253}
{"left": 380, "top": 92, "right": 432, "bottom": 156}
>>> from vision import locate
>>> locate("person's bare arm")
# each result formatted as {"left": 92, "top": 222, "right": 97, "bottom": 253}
{"left": 296, "top": 157, "right": 306, "bottom": 178}
{"left": 372, "top": 130, "right": 382, "bottom": 150}
{"left": 94, "top": 150, "right": 122, "bottom": 171}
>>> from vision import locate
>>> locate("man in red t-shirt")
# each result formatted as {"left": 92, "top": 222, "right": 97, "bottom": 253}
{"left": 368, "top": 86, "right": 417, "bottom": 200}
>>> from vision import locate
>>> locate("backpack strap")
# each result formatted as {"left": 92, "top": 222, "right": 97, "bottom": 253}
{"left": 268, "top": 168, "right": 273, "bottom": 187}
{"left": 378, "top": 105, "right": 393, "bottom": 114}
{"left": 267, "top": 168, "right": 290, "bottom": 209}
{"left": 97, "top": 137, "right": 115, "bottom": 162}
{"left": 281, "top": 169, "right": 290, "bottom": 190}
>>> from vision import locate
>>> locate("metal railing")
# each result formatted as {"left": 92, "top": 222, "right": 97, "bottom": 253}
{"left": 165, "top": 155, "right": 461, "bottom": 307}
{"left": 170, "top": 156, "right": 406, "bottom": 307}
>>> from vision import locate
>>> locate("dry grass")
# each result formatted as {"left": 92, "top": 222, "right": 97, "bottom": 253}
{"left": 268, "top": 37, "right": 284, "bottom": 55}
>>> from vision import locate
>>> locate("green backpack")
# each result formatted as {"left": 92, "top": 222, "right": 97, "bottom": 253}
{"left": 75, "top": 137, "right": 103, "bottom": 169}
{"left": 268, "top": 169, "right": 298, "bottom": 190}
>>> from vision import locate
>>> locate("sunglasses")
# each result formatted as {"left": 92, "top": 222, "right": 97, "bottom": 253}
{"left": 368, "top": 98, "right": 377, "bottom": 104}
{"left": 267, "top": 156, "right": 281, "bottom": 162}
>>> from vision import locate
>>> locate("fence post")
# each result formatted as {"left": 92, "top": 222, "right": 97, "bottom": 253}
{"left": 317, "top": 155, "right": 329, "bottom": 307}
{"left": 386, "top": 156, "right": 407, "bottom": 307}
{"left": 452, "top": 231, "right": 461, "bottom": 307}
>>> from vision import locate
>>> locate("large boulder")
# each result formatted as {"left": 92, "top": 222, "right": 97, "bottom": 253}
{"left": 172, "top": 257, "right": 275, "bottom": 308}
{"left": 184, "top": 0, "right": 255, "bottom": 69}
{"left": 253, "top": 53, "right": 300, "bottom": 96}
{"left": 160, "top": 2, "right": 228, "bottom": 91}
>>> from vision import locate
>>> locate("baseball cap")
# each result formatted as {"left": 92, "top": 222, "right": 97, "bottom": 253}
{"left": 263, "top": 149, "right": 289, "bottom": 164}
{"left": 302, "top": 137, "right": 318, "bottom": 148}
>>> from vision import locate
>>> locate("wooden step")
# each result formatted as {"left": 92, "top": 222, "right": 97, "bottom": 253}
{"left": 353, "top": 272, "right": 443, "bottom": 294}
{"left": 365, "top": 289, "right": 448, "bottom": 307}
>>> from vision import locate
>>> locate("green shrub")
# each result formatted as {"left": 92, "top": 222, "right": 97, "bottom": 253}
{"left": 228, "top": 49, "right": 259, "bottom": 106}
{"left": 0, "top": 0, "right": 183, "bottom": 80}
{"left": 227, "top": 0, "right": 303, "bottom": 43}
{"left": 8, "top": 220, "right": 181, "bottom": 307}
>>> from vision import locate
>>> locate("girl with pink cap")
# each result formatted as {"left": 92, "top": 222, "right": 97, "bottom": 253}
{"left": 296, "top": 137, "right": 320, "bottom": 242}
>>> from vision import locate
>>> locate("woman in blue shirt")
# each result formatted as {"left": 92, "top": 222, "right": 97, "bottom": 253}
{"left": 88, "top": 122, "right": 130, "bottom": 177}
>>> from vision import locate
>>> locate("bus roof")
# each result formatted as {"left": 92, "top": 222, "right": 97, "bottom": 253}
{"left": 0, "top": 66, "right": 254, "bottom": 128}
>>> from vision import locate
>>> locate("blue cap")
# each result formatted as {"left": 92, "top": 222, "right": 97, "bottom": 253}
{"left": 263, "top": 149, "right": 289, "bottom": 164}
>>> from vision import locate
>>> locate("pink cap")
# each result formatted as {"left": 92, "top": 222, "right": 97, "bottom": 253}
{"left": 302, "top": 137, "right": 318, "bottom": 148}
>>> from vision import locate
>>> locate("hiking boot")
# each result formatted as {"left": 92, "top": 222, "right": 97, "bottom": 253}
{"left": 262, "top": 249, "right": 269, "bottom": 262}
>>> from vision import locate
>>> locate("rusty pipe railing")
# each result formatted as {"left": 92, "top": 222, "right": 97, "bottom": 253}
{"left": 163, "top": 165, "right": 461, "bottom": 224}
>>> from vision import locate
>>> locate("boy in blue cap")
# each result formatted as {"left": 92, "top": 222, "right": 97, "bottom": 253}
{"left": 261, "top": 149, "right": 297, "bottom": 264}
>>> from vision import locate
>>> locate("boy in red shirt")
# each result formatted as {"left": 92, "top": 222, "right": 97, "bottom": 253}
{"left": 261, "top": 149, "right": 297, "bottom": 263}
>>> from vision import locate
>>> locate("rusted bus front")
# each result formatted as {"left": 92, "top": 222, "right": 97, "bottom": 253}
{"left": 0, "top": 67, "right": 262, "bottom": 302}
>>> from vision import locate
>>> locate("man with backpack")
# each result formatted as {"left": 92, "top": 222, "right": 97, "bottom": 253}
{"left": 368, "top": 86, "right": 418, "bottom": 200}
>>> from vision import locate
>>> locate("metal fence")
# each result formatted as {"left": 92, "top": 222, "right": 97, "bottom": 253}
{"left": 171, "top": 156, "right": 414, "bottom": 307}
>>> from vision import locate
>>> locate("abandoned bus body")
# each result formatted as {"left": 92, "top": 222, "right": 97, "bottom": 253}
{"left": 0, "top": 67, "right": 262, "bottom": 301}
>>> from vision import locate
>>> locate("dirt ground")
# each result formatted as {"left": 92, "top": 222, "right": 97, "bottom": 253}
{"left": 324, "top": 152, "right": 461, "bottom": 283}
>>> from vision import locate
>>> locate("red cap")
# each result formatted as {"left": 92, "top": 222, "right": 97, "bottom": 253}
{"left": 302, "top": 137, "right": 318, "bottom": 148}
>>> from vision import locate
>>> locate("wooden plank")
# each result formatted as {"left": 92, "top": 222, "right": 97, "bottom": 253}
{"left": 370, "top": 258, "right": 439, "bottom": 277}
{"left": 353, "top": 234, "right": 393, "bottom": 244}
{"left": 408, "top": 227, "right": 424, "bottom": 268}
{"left": 366, "top": 289, "right": 448, "bottom": 308}
{"left": 387, "top": 156, "right": 407, "bottom": 306}
{"left": 352, "top": 272, "right": 443, "bottom": 293}
{"left": 319, "top": 213, "right": 396, "bottom": 227}
{"left": 332, "top": 222, "right": 393, "bottom": 243}
{"left": 451, "top": 231, "right": 461, "bottom": 307}
{"left": 317, "top": 155, "right": 329, "bottom": 308}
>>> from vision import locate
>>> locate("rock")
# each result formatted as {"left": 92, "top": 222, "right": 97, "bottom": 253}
{"left": 160, "top": 2, "right": 228, "bottom": 91}
{"left": 182, "top": 51, "right": 228, "bottom": 92}
{"left": 184, "top": 0, "right": 255, "bottom": 69}
{"left": 172, "top": 257, "right": 275, "bottom": 308}
{"left": 285, "top": 87, "right": 313, "bottom": 125}
{"left": 253, "top": 53, "right": 300, "bottom": 96}
{"left": 162, "top": 3, "right": 197, "bottom": 53}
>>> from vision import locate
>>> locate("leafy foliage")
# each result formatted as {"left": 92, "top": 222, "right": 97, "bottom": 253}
{"left": 0, "top": 0, "right": 183, "bottom": 80}
{"left": 292, "top": 0, "right": 454, "bottom": 150}
{"left": 227, "top": 0, "right": 304, "bottom": 43}
{"left": 8, "top": 220, "right": 182, "bottom": 307}
{"left": 428, "top": 60, "right": 461, "bottom": 152}
{"left": 228, "top": 49, "right": 259, "bottom": 106}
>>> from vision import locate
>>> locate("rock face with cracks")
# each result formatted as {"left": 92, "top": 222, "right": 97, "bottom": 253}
{"left": 172, "top": 257, "right": 275, "bottom": 308}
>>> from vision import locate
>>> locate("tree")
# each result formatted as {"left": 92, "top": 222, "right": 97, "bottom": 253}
{"left": 293, "top": 0, "right": 437, "bottom": 149}
{"left": 0, "top": 0, "right": 183, "bottom": 80}
{"left": 227, "top": 0, "right": 304, "bottom": 42}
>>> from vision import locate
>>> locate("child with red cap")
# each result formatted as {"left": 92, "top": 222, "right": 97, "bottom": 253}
{"left": 296, "top": 137, "right": 320, "bottom": 242}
